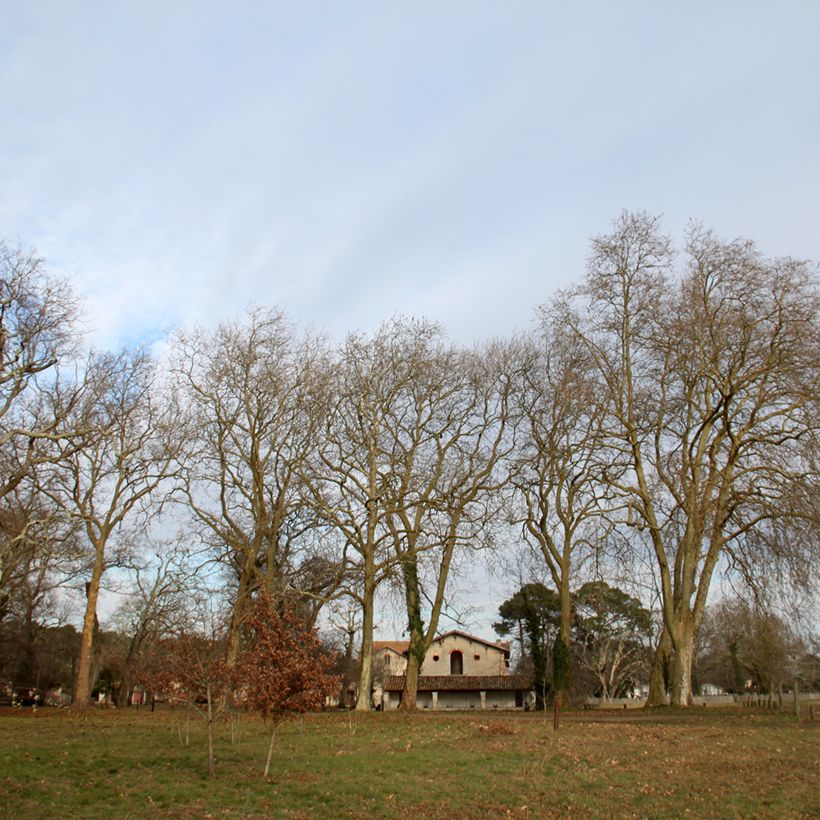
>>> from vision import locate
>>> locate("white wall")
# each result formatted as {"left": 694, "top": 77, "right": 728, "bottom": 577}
{"left": 421, "top": 633, "right": 508, "bottom": 676}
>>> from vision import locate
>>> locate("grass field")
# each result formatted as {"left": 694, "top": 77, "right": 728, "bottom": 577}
{"left": 0, "top": 706, "right": 816, "bottom": 818}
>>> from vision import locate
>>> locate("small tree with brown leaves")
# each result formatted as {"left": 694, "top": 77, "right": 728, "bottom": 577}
{"left": 140, "top": 631, "right": 228, "bottom": 778}
{"left": 235, "top": 592, "right": 338, "bottom": 778}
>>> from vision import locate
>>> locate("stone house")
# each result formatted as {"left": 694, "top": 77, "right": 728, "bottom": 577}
{"left": 372, "top": 629, "right": 532, "bottom": 710}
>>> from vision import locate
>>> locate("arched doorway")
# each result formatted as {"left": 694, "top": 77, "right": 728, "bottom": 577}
{"left": 450, "top": 650, "right": 463, "bottom": 675}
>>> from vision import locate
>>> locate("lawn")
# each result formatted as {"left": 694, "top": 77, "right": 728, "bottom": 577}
{"left": 0, "top": 706, "right": 816, "bottom": 818}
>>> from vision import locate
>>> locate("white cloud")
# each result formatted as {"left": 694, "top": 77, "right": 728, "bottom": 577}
{"left": 0, "top": 1, "right": 817, "bottom": 351}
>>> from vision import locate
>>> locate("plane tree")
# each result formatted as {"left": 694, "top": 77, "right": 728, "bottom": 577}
{"left": 0, "top": 240, "right": 80, "bottom": 505}
{"left": 386, "top": 337, "right": 516, "bottom": 710}
{"left": 300, "top": 321, "right": 411, "bottom": 710}
{"left": 111, "top": 539, "right": 201, "bottom": 706}
{"left": 561, "top": 212, "right": 819, "bottom": 706}
{"left": 303, "top": 319, "right": 514, "bottom": 710}
{"left": 170, "top": 309, "right": 339, "bottom": 668}
{"left": 42, "top": 347, "right": 177, "bottom": 707}
{"left": 1, "top": 240, "right": 85, "bottom": 622}
{"left": 510, "top": 321, "right": 612, "bottom": 697}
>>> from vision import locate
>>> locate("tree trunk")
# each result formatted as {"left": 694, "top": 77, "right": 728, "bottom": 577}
{"left": 73, "top": 542, "right": 105, "bottom": 708}
{"left": 399, "top": 557, "right": 425, "bottom": 711}
{"left": 559, "top": 569, "right": 572, "bottom": 647}
{"left": 645, "top": 629, "right": 671, "bottom": 707}
{"left": 355, "top": 574, "right": 375, "bottom": 712}
{"left": 552, "top": 633, "right": 569, "bottom": 700}
{"left": 118, "top": 636, "right": 141, "bottom": 708}
{"left": 399, "top": 655, "right": 420, "bottom": 711}
{"left": 226, "top": 560, "right": 255, "bottom": 668}
{"left": 730, "top": 640, "right": 745, "bottom": 693}
{"left": 117, "top": 668, "right": 132, "bottom": 708}
{"left": 555, "top": 568, "right": 572, "bottom": 698}
{"left": 206, "top": 685, "right": 215, "bottom": 778}
{"left": 669, "top": 627, "right": 694, "bottom": 707}
{"left": 263, "top": 725, "right": 277, "bottom": 778}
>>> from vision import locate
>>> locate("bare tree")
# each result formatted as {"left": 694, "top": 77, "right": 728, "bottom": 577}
{"left": 0, "top": 240, "right": 80, "bottom": 505}
{"left": 510, "top": 322, "right": 611, "bottom": 697}
{"left": 170, "top": 308, "right": 336, "bottom": 668}
{"left": 0, "top": 477, "right": 82, "bottom": 626}
{"left": 112, "top": 538, "right": 201, "bottom": 706}
{"left": 0, "top": 474, "right": 85, "bottom": 695}
{"left": 698, "top": 598, "right": 803, "bottom": 696}
{"left": 326, "top": 600, "right": 362, "bottom": 709}
{"left": 305, "top": 320, "right": 515, "bottom": 710}
{"left": 387, "top": 339, "right": 516, "bottom": 710}
{"left": 142, "top": 627, "right": 229, "bottom": 778}
{"left": 43, "top": 347, "right": 177, "bottom": 707}
{"left": 564, "top": 212, "right": 819, "bottom": 706}
{"left": 301, "top": 322, "right": 407, "bottom": 711}
{"left": 1, "top": 241, "right": 83, "bottom": 620}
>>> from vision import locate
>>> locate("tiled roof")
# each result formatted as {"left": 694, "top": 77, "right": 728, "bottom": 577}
{"left": 383, "top": 674, "right": 533, "bottom": 692}
{"left": 372, "top": 641, "right": 410, "bottom": 654}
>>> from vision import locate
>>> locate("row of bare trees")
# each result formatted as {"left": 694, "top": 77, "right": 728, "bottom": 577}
{"left": 1, "top": 211, "right": 817, "bottom": 710}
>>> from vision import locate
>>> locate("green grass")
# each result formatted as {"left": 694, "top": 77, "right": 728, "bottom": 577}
{"left": 0, "top": 707, "right": 816, "bottom": 818}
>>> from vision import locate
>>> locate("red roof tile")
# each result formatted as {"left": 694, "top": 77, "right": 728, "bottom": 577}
{"left": 372, "top": 641, "right": 410, "bottom": 654}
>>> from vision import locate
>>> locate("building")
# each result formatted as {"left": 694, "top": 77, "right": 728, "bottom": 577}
{"left": 372, "top": 629, "right": 532, "bottom": 710}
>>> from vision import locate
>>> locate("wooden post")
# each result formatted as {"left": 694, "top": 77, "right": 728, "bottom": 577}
{"left": 553, "top": 696, "right": 560, "bottom": 732}
{"left": 793, "top": 679, "right": 800, "bottom": 719}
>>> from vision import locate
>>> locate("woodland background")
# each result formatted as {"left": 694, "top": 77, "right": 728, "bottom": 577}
{"left": 1, "top": 211, "right": 818, "bottom": 712}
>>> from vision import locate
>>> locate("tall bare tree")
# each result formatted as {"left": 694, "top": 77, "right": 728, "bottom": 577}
{"left": 0, "top": 478, "right": 81, "bottom": 626}
{"left": 44, "top": 347, "right": 176, "bottom": 707}
{"left": 1, "top": 241, "right": 81, "bottom": 604}
{"left": 305, "top": 319, "right": 515, "bottom": 710}
{"left": 301, "top": 322, "right": 407, "bottom": 710}
{"left": 563, "top": 212, "right": 819, "bottom": 706}
{"left": 510, "top": 321, "right": 610, "bottom": 696}
{"left": 171, "top": 308, "right": 334, "bottom": 668}
{"left": 697, "top": 598, "right": 804, "bottom": 696}
{"left": 0, "top": 241, "right": 80, "bottom": 495}
{"left": 386, "top": 338, "right": 516, "bottom": 710}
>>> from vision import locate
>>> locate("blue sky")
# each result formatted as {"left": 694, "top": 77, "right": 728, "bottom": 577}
{"left": 6, "top": 1, "right": 818, "bottom": 637}
{"left": 3, "top": 1, "right": 818, "bottom": 350}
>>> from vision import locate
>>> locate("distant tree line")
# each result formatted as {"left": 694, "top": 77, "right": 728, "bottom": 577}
{"left": 1, "top": 211, "right": 817, "bottom": 711}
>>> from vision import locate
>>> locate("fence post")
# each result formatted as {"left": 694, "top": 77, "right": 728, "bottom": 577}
{"left": 793, "top": 679, "right": 800, "bottom": 719}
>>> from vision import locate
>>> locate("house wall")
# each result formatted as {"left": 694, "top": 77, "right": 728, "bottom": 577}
{"left": 421, "top": 633, "right": 508, "bottom": 676}
{"left": 374, "top": 634, "right": 508, "bottom": 679}
{"left": 375, "top": 649, "right": 407, "bottom": 676}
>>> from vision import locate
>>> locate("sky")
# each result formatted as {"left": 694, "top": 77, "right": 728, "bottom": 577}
{"left": 3, "top": 1, "right": 819, "bottom": 353}
{"left": 4, "top": 2, "right": 819, "bottom": 637}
